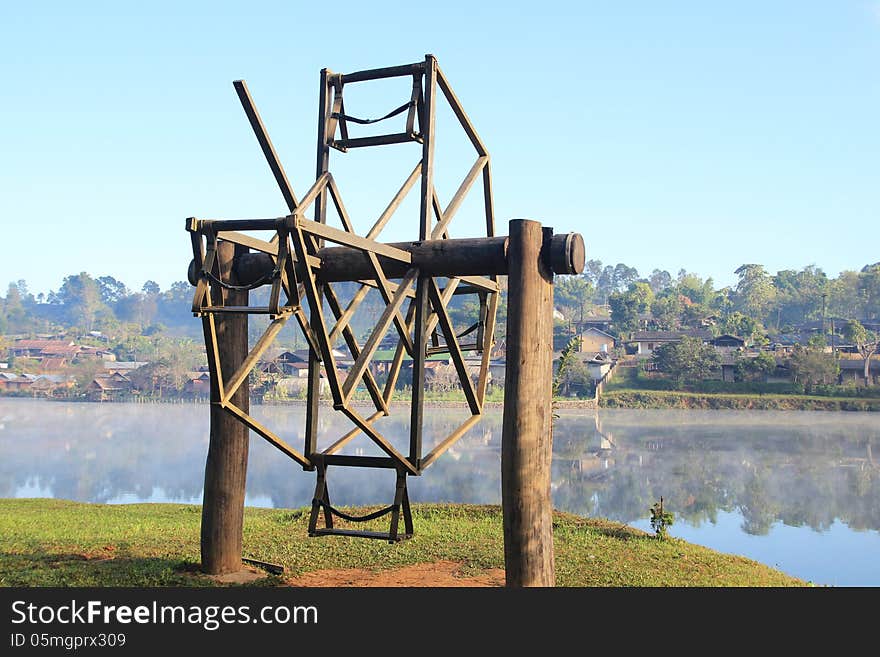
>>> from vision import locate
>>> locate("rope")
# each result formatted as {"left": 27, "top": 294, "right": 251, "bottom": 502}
{"left": 332, "top": 100, "right": 414, "bottom": 125}
{"left": 202, "top": 268, "right": 279, "bottom": 292}
{"left": 313, "top": 499, "right": 395, "bottom": 523}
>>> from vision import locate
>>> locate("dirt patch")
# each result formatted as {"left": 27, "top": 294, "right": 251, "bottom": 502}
{"left": 284, "top": 560, "right": 505, "bottom": 587}
{"left": 209, "top": 565, "right": 268, "bottom": 585}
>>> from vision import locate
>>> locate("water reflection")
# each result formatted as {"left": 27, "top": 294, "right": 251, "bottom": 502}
{"left": 2, "top": 399, "right": 879, "bottom": 584}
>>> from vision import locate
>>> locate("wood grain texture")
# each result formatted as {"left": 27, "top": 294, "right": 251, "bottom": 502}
{"left": 501, "top": 219, "right": 555, "bottom": 587}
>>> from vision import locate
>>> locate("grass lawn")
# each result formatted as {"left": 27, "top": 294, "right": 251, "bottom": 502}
{"left": 0, "top": 499, "right": 809, "bottom": 587}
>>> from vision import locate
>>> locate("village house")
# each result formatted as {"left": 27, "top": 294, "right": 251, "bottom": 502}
{"left": 630, "top": 329, "right": 713, "bottom": 358}
{"left": 183, "top": 371, "right": 211, "bottom": 397}
{"left": 86, "top": 372, "right": 133, "bottom": 401}
{"left": 577, "top": 327, "right": 616, "bottom": 354}
{"left": 838, "top": 358, "right": 880, "bottom": 386}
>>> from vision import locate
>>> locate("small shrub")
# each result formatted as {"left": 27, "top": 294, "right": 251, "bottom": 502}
{"left": 649, "top": 497, "right": 674, "bottom": 539}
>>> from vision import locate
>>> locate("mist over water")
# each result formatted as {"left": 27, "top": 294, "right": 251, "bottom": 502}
{"left": 1, "top": 399, "right": 878, "bottom": 586}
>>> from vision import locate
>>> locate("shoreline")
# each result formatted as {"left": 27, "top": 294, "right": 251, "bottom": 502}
{"left": 3, "top": 393, "right": 880, "bottom": 411}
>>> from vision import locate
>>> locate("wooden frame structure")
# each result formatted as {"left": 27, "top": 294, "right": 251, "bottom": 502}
{"left": 187, "top": 55, "right": 502, "bottom": 542}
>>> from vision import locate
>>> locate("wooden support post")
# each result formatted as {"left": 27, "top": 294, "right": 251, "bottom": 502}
{"left": 501, "top": 218, "right": 555, "bottom": 587}
{"left": 201, "top": 241, "right": 250, "bottom": 575}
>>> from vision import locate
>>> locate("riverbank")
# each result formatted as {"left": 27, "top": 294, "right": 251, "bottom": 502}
{"left": 0, "top": 499, "right": 808, "bottom": 587}
{"left": 599, "top": 389, "right": 880, "bottom": 411}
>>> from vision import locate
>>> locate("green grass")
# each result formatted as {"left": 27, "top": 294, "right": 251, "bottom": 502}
{"left": 0, "top": 499, "right": 809, "bottom": 587}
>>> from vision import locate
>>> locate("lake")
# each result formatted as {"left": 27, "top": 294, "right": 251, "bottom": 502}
{"left": 1, "top": 398, "right": 878, "bottom": 586}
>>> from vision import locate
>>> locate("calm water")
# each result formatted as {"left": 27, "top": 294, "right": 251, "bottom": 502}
{"left": 1, "top": 398, "right": 879, "bottom": 586}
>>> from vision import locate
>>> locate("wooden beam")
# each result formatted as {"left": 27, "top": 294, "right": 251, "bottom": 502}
{"left": 501, "top": 219, "right": 555, "bottom": 587}
{"left": 234, "top": 80, "right": 299, "bottom": 212}
{"left": 419, "top": 414, "right": 481, "bottom": 471}
{"left": 201, "top": 241, "right": 249, "bottom": 575}
{"left": 221, "top": 314, "right": 289, "bottom": 405}
{"left": 341, "top": 407, "right": 419, "bottom": 475}
{"left": 341, "top": 268, "right": 418, "bottom": 405}
{"left": 297, "top": 218, "right": 412, "bottom": 264}
{"left": 427, "top": 279, "right": 480, "bottom": 415}
{"left": 321, "top": 409, "right": 385, "bottom": 456}
{"left": 435, "top": 66, "right": 488, "bottom": 157}
{"left": 222, "top": 402, "right": 311, "bottom": 469}
{"left": 430, "top": 156, "right": 487, "bottom": 240}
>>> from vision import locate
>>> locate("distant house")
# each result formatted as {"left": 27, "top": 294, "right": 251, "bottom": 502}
{"left": 577, "top": 327, "right": 616, "bottom": 354}
{"left": 104, "top": 361, "right": 148, "bottom": 375}
{"left": 0, "top": 372, "right": 21, "bottom": 391}
{"left": 8, "top": 339, "right": 75, "bottom": 358}
{"left": 586, "top": 352, "right": 615, "bottom": 381}
{"left": 630, "top": 329, "right": 713, "bottom": 358}
{"left": 577, "top": 313, "right": 613, "bottom": 333}
{"left": 710, "top": 334, "right": 746, "bottom": 350}
{"left": 838, "top": 358, "right": 880, "bottom": 386}
{"left": 183, "top": 371, "right": 211, "bottom": 397}
{"left": 86, "top": 372, "right": 132, "bottom": 401}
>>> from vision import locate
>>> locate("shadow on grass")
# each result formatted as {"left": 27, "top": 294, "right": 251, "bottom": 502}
{"left": 0, "top": 552, "right": 222, "bottom": 587}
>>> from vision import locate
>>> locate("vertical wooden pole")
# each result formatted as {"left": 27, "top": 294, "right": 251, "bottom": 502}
{"left": 201, "top": 241, "right": 250, "bottom": 574}
{"left": 501, "top": 218, "right": 555, "bottom": 587}
{"left": 410, "top": 54, "right": 437, "bottom": 467}
{"left": 305, "top": 68, "right": 332, "bottom": 462}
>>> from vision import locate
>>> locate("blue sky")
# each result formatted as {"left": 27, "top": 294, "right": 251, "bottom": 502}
{"left": 2, "top": 1, "right": 878, "bottom": 297}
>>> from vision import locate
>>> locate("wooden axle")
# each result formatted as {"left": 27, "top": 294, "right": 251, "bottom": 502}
{"left": 188, "top": 231, "right": 585, "bottom": 286}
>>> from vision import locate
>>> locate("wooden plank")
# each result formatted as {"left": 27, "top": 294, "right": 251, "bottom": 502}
{"left": 427, "top": 279, "right": 480, "bottom": 415}
{"left": 482, "top": 159, "right": 495, "bottom": 237}
{"left": 305, "top": 67, "right": 333, "bottom": 462}
{"left": 341, "top": 268, "right": 418, "bottom": 404}
{"left": 455, "top": 275, "right": 499, "bottom": 293}
{"left": 298, "top": 218, "right": 412, "bottom": 263}
{"left": 289, "top": 223, "right": 344, "bottom": 406}
{"left": 381, "top": 298, "right": 418, "bottom": 403}
{"left": 366, "top": 160, "right": 422, "bottom": 240}
{"left": 332, "top": 133, "right": 418, "bottom": 149}
{"left": 435, "top": 66, "right": 488, "bottom": 157}
{"left": 222, "top": 402, "right": 311, "bottom": 469}
{"left": 328, "top": 284, "right": 370, "bottom": 344}
{"left": 476, "top": 285, "right": 499, "bottom": 404}
{"left": 323, "top": 284, "right": 388, "bottom": 415}
{"left": 320, "top": 454, "right": 399, "bottom": 469}
{"left": 366, "top": 251, "right": 414, "bottom": 356}
{"left": 298, "top": 171, "right": 332, "bottom": 215}
{"left": 216, "top": 230, "right": 278, "bottom": 255}
{"left": 418, "top": 54, "right": 436, "bottom": 241}
{"left": 220, "top": 314, "right": 289, "bottom": 405}
{"left": 321, "top": 409, "right": 385, "bottom": 456}
{"left": 430, "top": 156, "right": 487, "bottom": 239}
{"left": 336, "top": 61, "right": 424, "bottom": 84}
{"left": 419, "top": 414, "right": 481, "bottom": 471}
{"left": 233, "top": 80, "right": 299, "bottom": 212}
{"left": 341, "top": 407, "right": 419, "bottom": 475}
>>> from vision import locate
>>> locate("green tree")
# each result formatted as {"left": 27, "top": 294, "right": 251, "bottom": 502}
{"left": 627, "top": 281, "right": 654, "bottom": 313}
{"left": 675, "top": 271, "right": 715, "bottom": 306}
{"left": 555, "top": 276, "right": 594, "bottom": 325}
{"left": 721, "top": 311, "right": 761, "bottom": 343}
{"left": 858, "top": 264, "right": 880, "bottom": 320}
{"left": 734, "top": 264, "right": 776, "bottom": 325}
{"left": 608, "top": 291, "right": 640, "bottom": 337}
{"left": 842, "top": 320, "right": 878, "bottom": 385}
{"left": 56, "top": 273, "right": 106, "bottom": 332}
{"left": 734, "top": 350, "right": 776, "bottom": 382}
{"left": 652, "top": 336, "right": 721, "bottom": 386}
{"left": 650, "top": 294, "right": 683, "bottom": 330}
{"left": 788, "top": 342, "right": 839, "bottom": 389}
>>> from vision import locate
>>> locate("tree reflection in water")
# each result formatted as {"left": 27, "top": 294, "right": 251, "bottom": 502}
{"left": 1, "top": 401, "right": 879, "bottom": 539}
